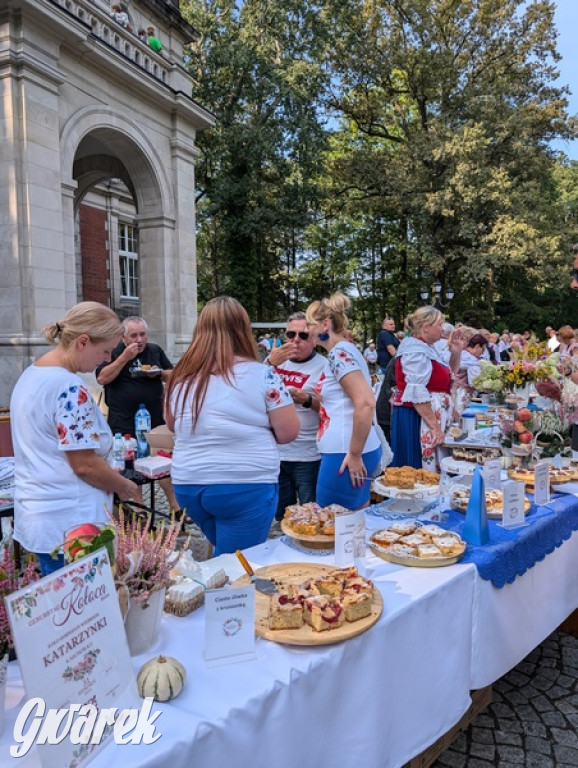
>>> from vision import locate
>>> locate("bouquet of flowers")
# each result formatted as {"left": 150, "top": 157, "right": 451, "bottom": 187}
{"left": 115, "top": 507, "right": 185, "bottom": 611}
{"left": 472, "top": 361, "right": 505, "bottom": 393}
{"left": 0, "top": 546, "right": 39, "bottom": 658}
{"left": 503, "top": 361, "right": 540, "bottom": 388}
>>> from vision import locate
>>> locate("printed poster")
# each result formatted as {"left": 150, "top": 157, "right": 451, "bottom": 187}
{"left": 7, "top": 549, "right": 138, "bottom": 767}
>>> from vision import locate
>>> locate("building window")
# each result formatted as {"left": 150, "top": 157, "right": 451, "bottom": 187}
{"left": 119, "top": 222, "right": 139, "bottom": 299}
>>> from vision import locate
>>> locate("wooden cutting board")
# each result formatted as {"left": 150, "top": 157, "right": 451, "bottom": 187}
{"left": 233, "top": 562, "right": 383, "bottom": 646}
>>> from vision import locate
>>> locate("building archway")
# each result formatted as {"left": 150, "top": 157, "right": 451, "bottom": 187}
{"left": 1, "top": 0, "right": 214, "bottom": 403}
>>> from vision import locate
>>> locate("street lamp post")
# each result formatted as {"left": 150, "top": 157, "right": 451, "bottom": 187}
{"left": 419, "top": 279, "right": 454, "bottom": 309}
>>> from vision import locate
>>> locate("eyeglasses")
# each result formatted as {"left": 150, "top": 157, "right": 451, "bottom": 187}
{"left": 286, "top": 331, "right": 310, "bottom": 341}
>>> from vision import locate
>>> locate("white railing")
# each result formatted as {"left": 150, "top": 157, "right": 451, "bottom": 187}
{"left": 51, "top": 0, "right": 171, "bottom": 85}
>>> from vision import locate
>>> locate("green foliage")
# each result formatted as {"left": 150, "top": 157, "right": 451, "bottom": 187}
{"left": 182, "top": 0, "right": 577, "bottom": 332}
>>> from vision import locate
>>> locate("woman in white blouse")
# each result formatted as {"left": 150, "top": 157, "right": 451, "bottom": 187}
{"left": 305, "top": 292, "right": 381, "bottom": 509}
{"left": 165, "top": 297, "right": 299, "bottom": 554}
{"left": 391, "top": 307, "right": 465, "bottom": 470}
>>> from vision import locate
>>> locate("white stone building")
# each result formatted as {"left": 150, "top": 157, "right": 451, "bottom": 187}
{"left": 0, "top": 0, "right": 214, "bottom": 404}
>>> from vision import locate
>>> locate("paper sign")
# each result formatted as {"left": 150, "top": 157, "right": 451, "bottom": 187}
{"left": 6, "top": 549, "right": 138, "bottom": 768}
{"left": 204, "top": 585, "right": 256, "bottom": 664}
{"left": 334, "top": 507, "right": 366, "bottom": 567}
{"left": 483, "top": 458, "right": 502, "bottom": 491}
{"left": 533, "top": 461, "right": 551, "bottom": 506}
{"left": 502, "top": 481, "right": 527, "bottom": 528}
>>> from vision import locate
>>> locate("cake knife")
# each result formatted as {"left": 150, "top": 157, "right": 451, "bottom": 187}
{"left": 235, "top": 550, "right": 279, "bottom": 594}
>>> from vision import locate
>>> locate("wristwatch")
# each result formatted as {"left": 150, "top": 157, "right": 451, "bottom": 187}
{"left": 302, "top": 394, "right": 313, "bottom": 409}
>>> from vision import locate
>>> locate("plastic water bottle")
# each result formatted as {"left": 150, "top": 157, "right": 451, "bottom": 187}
{"left": 112, "top": 432, "right": 125, "bottom": 471}
{"left": 135, "top": 403, "right": 151, "bottom": 458}
{"left": 123, "top": 434, "right": 137, "bottom": 469}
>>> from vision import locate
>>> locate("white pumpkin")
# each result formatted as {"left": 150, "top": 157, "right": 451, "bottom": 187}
{"left": 137, "top": 655, "right": 186, "bottom": 702}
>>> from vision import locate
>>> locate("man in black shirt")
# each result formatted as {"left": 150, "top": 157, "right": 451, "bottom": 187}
{"left": 96, "top": 316, "right": 178, "bottom": 510}
{"left": 377, "top": 317, "right": 400, "bottom": 373}
{"left": 97, "top": 316, "right": 173, "bottom": 436}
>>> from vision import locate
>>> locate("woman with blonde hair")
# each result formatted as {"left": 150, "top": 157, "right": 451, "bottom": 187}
{"left": 391, "top": 306, "right": 465, "bottom": 470}
{"left": 10, "top": 302, "right": 138, "bottom": 575}
{"left": 165, "top": 296, "right": 299, "bottom": 554}
{"left": 305, "top": 293, "right": 382, "bottom": 509}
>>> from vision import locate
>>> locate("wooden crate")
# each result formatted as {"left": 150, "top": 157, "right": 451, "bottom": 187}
{"left": 404, "top": 686, "right": 492, "bottom": 768}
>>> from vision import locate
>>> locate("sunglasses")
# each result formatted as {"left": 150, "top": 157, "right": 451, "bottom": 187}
{"left": 286, "top": 331, "right": 310, "bottom": 341}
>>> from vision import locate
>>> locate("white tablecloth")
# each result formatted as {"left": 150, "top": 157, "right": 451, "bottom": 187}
{"left": 470, "top": 528, "right": 578, "bottom": 688}
{"left": 2, "top": 537, "right": 475, "bottom": 768}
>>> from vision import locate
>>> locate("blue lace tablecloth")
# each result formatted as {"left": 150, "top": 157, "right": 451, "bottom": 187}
{"left": 442, "top": 493, "right": 578, "bottom": 587}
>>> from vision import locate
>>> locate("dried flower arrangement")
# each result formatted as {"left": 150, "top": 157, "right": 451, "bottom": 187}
{"left": 114, "top": 507, "right": 185, "bottom": 612}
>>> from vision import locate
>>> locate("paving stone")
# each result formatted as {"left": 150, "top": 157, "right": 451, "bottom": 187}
{"left": 464, "top": 759, "right": 493, "bottom": 768}
{"left": 435, "top": 750, "right": 467, "bottom": 767}
{"left": 471, "top": 726, "right": 494, "bottom": 745}
{"left": 526, "top": 753, "right": 554, "bottom": 768}
{"left": 472, "top": 714, "right": 494, "bottom": 729}
{"left": 557, "top": 698, "right": 578, "bottom": 715}
{"left": 521, "top": 721, "right": 547, "bottom": 738}
{"left": 525, "top": 735, "right": 552, "bottom": 755}
{"left": 532, "top": 676, "right": 555, "bottom": 692}
{"left": 506, "top": 671, "right": 531, "bottom": 687}
{"left": 520, "top": 685, "right": 541, "bottom": 699}
{"left": 505, "top": 690, "right": 528, "bottom": 705}
{"left": 497, "top": 719, "right": 523, "bottom": 734}
{"left": 561, "top": 647, "right": 578, "bottom": 669}
{"left": 538, "top": 666, "right": 560, "bottom": 681}
{"left": 553, "top": 744, "right": 578, "bottom": 763}
{"left": 541, "top": 710, "right": 568, "bottom": 727}
{"left": 516, "top": 704, "right": 541, "bottom": 722}
{"left": 548, "top": 684, "right": 573, "bottom": 700}
{"left": 556, "top": 674, "right": 576, "bottom": 688}
{"left": 451, "top": 732, "right": 467, "bottom": 752}
{"left": 540, "top": 657, "right": 558, "bottom": 669}
{"left": 550, "top": 726, "right": 578, "bottom": 746}
{"left": 494, "top": 730, "right": 522, "bottom": 746}
{"left": 469, "top": 743, "right": 495, "bottom": 761}
{"left": 532, "top": 694, "right": 554, "bottom": 713}
{"left": 496, "top": 744, "right": 525, "bottom": 763}
{"left": 517, "top": 661, "right": 538, "bottom": 675}
{"left": 490, "top": 702, "right": 515, "bottom": 718}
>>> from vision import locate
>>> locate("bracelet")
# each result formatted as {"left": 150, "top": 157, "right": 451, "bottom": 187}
{"left": 302, "top": 394, "right": 313, "bottom": 409}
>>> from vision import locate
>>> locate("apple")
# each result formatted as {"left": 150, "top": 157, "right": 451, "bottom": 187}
{"left": 519, "top": 431, "right": 533, "bottom": 444}
{"left": 517, "top": 408, "right": 532, "bottom": 422}
{"left": 514, "top": 420, "right": 527, "bottom": 434}
{"left": 64, "top": 523, "right": 102, "bottom": 560}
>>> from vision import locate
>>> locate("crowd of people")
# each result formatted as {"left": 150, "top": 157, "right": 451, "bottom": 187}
{"left": 9, "top": 293, "right": 578, "bottom": 568}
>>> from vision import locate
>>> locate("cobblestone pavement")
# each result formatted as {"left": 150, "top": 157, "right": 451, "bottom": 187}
{"left": 434, "top": 630, "right": 578, "bottom": 768}
{"left": 151, "top": 490, "right": 578, "bottom": 768}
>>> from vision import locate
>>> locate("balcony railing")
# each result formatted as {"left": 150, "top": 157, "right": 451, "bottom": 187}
{"left": 51, "top": 0, "right": 173, "bottom": 85}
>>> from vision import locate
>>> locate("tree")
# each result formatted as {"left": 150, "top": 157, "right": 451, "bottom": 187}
{"left": 321, "top": 0, "right": 577, "bottom": 324}
{"left": 182, "top": 0, "right": 329, "bottom": 318}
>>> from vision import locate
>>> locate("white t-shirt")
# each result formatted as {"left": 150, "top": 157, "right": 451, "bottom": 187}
{"left": 170, "top": 361, "right": 293, "bottom": 485}
{"left": 274, "top": 353, "right": 326, "bottom": 462}
{"left": 315, "top": 341, "right": 380, "bottom": 454}
{"left": 11, "top": 365, "right": 114, "bottom": 553}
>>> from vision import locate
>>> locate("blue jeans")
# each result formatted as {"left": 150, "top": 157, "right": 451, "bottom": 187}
{"left": 316, "top": 448, "right": 382, "bottom": 509}
{"left": 36, "top": 552, "right": 64, "bottom": 576}
{"left": 276, "top": 460, "right": 320, "bottom": 520}
{"left": 174, "top": 483, "right": 278, "bottom": 556}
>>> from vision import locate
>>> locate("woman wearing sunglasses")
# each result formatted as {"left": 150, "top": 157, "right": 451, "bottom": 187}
{"left": 266, "top": 313, "right": 326, "bottom": 520}
{"left": 305, "top": 293, "right": 382, "bottom": 509}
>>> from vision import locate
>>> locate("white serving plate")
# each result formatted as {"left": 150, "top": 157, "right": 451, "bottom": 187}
{"left": 372, "top": 479, "right": 439, "bottom": 499}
